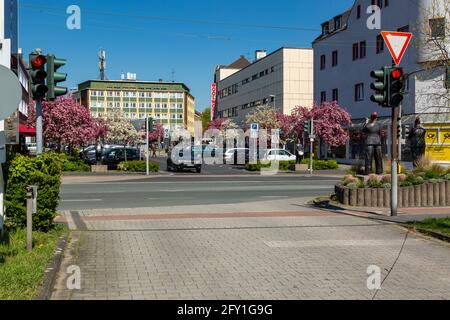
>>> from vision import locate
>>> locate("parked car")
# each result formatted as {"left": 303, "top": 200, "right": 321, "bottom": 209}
{"left": 27, "top": 143, "right": 37, "bottom": 156}
{"left": 101, "top": 147, "right": 140, "bottom": 169}
{"left": 224, "top": 148, "right": 250, "bottom": 165}
{"left": 264, "top": 149, "right": 296, "bottom": 162}
{"left": 167, "top": 145, "right": 202, "bottom": 173}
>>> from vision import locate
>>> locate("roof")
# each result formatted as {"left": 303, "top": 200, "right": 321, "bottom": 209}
{"left": 313, "top": 7, "right": 353, "bottom": 44}
{"left": 227, "top": 55, "right": 251, "bottom": 69}
{"left": 77, "top": 79, "right": 191, "bottom": 93}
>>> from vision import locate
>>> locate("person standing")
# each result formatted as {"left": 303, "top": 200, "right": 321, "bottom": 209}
{"left": 296, "top": 141, "right": 304, "bottom": 164}
{"left": 362, "top": 112, "right": 383, "bottom": 175}
{"left": 408, "top": 116, "right": 426, "bottom": 167}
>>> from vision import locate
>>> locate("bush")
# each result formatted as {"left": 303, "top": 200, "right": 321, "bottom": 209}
{"left": 346, "top": 182, "right": 359, "bottom": 190}
{"left": 244, "top": 161, "right": 295, "bottom": 172}
{"left": 400, "top": 181, "right": 413, "bottom": 188}
{"left": 412, "top": 176, "right": 425, "bottom": 186}
{"left": 118, "top": 160, "right": 159, "bottom": 173}
{"left": 381, "top": 183, "right": 391, "bottom": 189}
{"left": 444, "top": 174, "right": 450, "bottom": 181}
{"left": 425, "top": 170, "right": 441, "bottom": 180}
{"left": 342, "top": 175, "right": 359, "bottom": 186}
{"left": 3, "top": 153, "right": 62, "bottom": 232}
{"left": 381, "top": 174, "right": 392, "bottom": 184}
{"left": 301, "top": 159, "right": 339, "bottom": 170}
{"left": 59, "top": 154, "right": 90, "bottom": 172}
{"left": 367, "top": 174, "right": 382, "bottom": 188}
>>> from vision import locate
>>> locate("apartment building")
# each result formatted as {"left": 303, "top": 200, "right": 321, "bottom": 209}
{"left": 313, "top": 0, "right": 450, "bottom": 163}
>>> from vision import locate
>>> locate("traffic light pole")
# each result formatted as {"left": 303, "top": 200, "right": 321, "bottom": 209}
{"left": 391, "top": 104, "right": 400, "bottom": 217}
{"left": 146, "top": 117, "right": 150, "bottom": 176}
{"left": 36, "top": 99, "right": 43, "bottom": 155}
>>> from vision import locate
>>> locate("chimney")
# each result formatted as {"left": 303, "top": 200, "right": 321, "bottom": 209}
{"left": 255, "top": 50, "right": 267, "bottom": 61}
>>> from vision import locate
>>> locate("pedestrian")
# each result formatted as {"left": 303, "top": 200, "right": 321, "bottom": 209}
{"left": 151, "top": 143, "right": 157, "bottom": 158}
{"left": 296, "top": 141, "right": 304, "bottom": 164}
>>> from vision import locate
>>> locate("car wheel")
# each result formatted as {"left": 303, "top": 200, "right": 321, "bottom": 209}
{"left": 196, "top": 166, "right": 202, "bottom": 173}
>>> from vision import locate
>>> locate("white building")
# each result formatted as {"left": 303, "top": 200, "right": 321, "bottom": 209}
{"left": 313, "top": 0, "right": 450, "bottom": 163}
{"left": 214, "top": 48, "right": 314, "bottom": 127}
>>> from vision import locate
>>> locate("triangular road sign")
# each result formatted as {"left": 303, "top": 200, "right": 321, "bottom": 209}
{"left": 381, "top": 31, "right": 413, "bottom": 66}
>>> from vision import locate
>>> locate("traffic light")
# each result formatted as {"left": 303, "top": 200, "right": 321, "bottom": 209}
{"left": 46, "top": 54, "right": 67, "bottom": 100}
{"left": 304, "top": 119, "right": 313, "bottom": 136}
{"left": 404, "top": 125, "right": 411, "bottom": 139}
{"left": 29, "top": 52, "right": 48, "bottom": 100}
{"left": 397, "top": 117, "right": 402, "bottom": 139}
{"left": 147, "top": 117, "right": 154, "bottom": 132}
{"left": 389, "top": 67, "right": 405, "bottom": 108}
{"left": 370, "top": 67, "right": 390, "bottom": 107}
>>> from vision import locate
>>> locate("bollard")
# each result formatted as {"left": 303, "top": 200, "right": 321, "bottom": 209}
{"left": 26, "top": 186, "right": 37, "bottom": 252}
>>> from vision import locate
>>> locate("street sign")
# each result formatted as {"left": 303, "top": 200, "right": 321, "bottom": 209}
{"left": 381, "top": 31, "right": 413, "bottom": 66}
{"left": 0, "top": 64, "right": 21, "bottom": 120}
{"left": 250, "top": 123, "right": 259, "bottom": 139}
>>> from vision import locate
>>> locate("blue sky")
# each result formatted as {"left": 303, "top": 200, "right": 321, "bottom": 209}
{"left": 19, "top": 0, "right": 355, "bottom": 111}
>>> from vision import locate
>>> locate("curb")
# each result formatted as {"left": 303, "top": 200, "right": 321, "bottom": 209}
{"left": 413, "top": 228, "right": 450, "bottom": 243}
{"left": 35, "top": 232, "right": 69, "bottom": 300}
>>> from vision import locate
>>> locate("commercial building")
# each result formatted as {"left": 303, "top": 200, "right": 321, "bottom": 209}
{"left": 76, "top": 80, "right": 196, "bottom": 134}
{"left": 313, "top": 0, "right": 450, "bottom": 164}
{"left": 213, "top": 48, "right": 314, "bottom": 127}
{"left": 0, "top": 0, "right": 33, "bottom": 152}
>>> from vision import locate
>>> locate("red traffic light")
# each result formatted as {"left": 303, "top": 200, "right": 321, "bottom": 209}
{"left": 32, "top": 55, "right": 47, "bottom": 68}
{"left": 391, "top": 68, "right": 403, "bottom": 79}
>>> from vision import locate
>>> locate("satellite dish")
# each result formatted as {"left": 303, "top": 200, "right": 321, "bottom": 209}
{"left": 0, "top": 65, "right": 21, "bottom": 121}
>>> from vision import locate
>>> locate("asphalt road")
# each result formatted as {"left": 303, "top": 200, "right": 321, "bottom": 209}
{"left": 59, "top": 175, "right": 340, "bottom": 211}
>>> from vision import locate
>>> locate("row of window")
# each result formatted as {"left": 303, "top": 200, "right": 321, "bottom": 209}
{"left": 90, "top": 102, "right": 183, "bottom": 109}
{"left": 90, "top": 91, "right": 184, "bottom": 99}
{"left": 91, "top": 112, "right": 184, "bottom": 120}
{"left": 217, "top": 96, "right": 275, "bottom": 119}
{"left": 319, "top": 79, "right": 410, "bottom": 103}
{"left": 219, "top": 66, "right": 276, "bottom": 99}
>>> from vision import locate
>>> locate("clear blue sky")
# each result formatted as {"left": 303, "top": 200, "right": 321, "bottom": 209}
{"left": 19, "top": 0, "right": 355, "bottom": 111}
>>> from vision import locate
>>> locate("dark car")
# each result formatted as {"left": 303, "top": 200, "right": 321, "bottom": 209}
{"left": 167, "top": 145, "right": 202, "bottom": 173}
{"left": 102, "top": 147, "right": 140, "bottom": 169}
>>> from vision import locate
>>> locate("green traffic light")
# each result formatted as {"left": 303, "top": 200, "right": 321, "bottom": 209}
{"left": 370, "top": 66, "right": 391, "bottom": 107}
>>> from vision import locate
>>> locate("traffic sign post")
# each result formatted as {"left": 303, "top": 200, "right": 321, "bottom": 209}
{"left": 376, "top": 31, "right": 412, "bottom": 216}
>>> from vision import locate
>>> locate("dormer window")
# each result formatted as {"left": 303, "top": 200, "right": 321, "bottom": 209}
{"left": 334, "top": 15, "right": 342, "bottom": 30}
{"left": 322, "top": 22, "right": 330, "bottom": 36}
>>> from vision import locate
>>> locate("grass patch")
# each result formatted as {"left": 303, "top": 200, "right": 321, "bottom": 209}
{"left": 410, "top": 217, "right": 450, "bottom": 237}
{"left": 0, "top": 226, "right": 67, "bottom": 300}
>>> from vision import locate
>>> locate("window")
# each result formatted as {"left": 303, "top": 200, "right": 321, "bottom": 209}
{"left": 320, "top": 91, "right": 327, "bottom": 103}
{"left": 356, "top": 5, "right": 361, "bottom": 19}
{"left": 252, "top": 74, "right": 258, "bottom": 81}
{"left": 322, "top": 22, "right": 330, "bottom": 35}
{"left": 332, "top": 89, "right": 339, "bottom": 102}
{"left": 334, "top": 15, "right": 342, "bottom": 30}
{"left": 376, "top": 35, "right": 384, "bottom": 54}
{"left": 320, "top": 55, "right": 326, "bottom": 70}
{"left": 429, "top": 18, "right": 445, "bottom": 39}
{"left": 360, "top": 41, "right": 366, "bottom": 59}
{"left": 355, "top": 83, "right": 365, "bottom": 101}
{"left": 352, "top": 43, "right": 359, "bottom": 60}
{"left": 332, "top": 51, "right": 338, "bottom": 67}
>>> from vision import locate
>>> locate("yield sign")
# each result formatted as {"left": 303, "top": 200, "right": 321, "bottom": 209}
{"left": 381, "top": 31, "right": 413, "bottom": 66}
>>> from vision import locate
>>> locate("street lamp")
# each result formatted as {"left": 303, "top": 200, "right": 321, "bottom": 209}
{"left": 269, "top": 94, "right": 276, "bottom": 109}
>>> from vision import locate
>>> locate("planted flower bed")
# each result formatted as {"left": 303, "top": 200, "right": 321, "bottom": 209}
{"left": 336, "top": 161, "right": 450, "bottom": 208}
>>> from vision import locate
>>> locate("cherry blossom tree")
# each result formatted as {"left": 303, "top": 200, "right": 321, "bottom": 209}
{"left": 148, "top": 123, "right": 165, "bottom": 142}
{"left": 27, "top": 97, "right": 100, "bottom": 151}
{"left": 103, "top": 109, "right": 141, "bottom": 145}
{"left": 245, "top": 105, "right": 279, "bottom": 130}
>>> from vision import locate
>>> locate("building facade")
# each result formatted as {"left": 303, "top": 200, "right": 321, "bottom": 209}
{"left": 214, "top": 48, "right": 314, "bottom": 127}
{"left": 76, "top": 80, "right": 196, "bottom": 134}
{"left": 313, "top": 0, "right": 450, "bottom": 164}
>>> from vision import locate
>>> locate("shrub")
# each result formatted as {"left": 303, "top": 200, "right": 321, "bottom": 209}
{"left": 346, "top": 183, "right": 359, "bottom": 190}
{"left": 342, "top": 175, "right": 359, "bottom": 186}
{"left": 398, "top": 174, "right": 407, "bottom": 183}
{"left": 430, "top": 164, "right": 446, "bottom": 176}
{"left": 367, "top": 174, "right": 382, "bottom": 188}
{"left": 400, "top": 181, "right": 413, "bottom": 188}
{"left": 57, "top": 153, "right": 90, "bottom": 172}
{"left": 381, "top": 183, "right": 391, "bottom": 189}
{"left": 428, "top": 178, "right": 439, "bottom": 184}
{"left": 118, "top": 160, "right": 159, "bottom": 173}
{"left": 301, "top": 159, "right": 339, "bottom": 170}
{"left": 245, "top": 161, "right": 295, "bottom": 172}
{"left": 381, "top": 174, "right": 392, "bottom": 184}
{"left": 413, "top": 157, "right": 432, "bottom": 174}
{"left": 425, "top": 170, "right": 441, "bottom": 180}
{"left": 412, "top": 176, "right": 425, "bottom": 186}
{"left": 3, "top": 152, "right": 62, "bottom": 232}
{"left": 444, "top": 174, "right": 450, "bottom": 181}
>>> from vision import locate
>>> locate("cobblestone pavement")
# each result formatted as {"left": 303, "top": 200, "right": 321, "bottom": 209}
{"left": 52, "top": 206, "right": 450, "bottom": 300}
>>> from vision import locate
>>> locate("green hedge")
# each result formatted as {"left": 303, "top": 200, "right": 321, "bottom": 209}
{"left": 118, "top": 160, "right": 159, "bottom": 173}
{"left": 245, "top": 161, "right": 295, "bottom": 172}
{"left": 59, "top": 154, "right": 90, "bottom": 172}
{"left": 301, "top": 159, "right": 339, "bottom": 170}
{"left": 3, "top": 153, "right": 62, "bottom": 232}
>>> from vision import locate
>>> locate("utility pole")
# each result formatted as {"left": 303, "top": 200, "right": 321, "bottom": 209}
{"left": 391, "top": 104, "right": 400, "bottom": 216}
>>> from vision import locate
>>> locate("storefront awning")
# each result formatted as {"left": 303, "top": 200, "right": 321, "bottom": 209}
{"left": 19, "top": 123, "right": 36, "bottom": 135}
